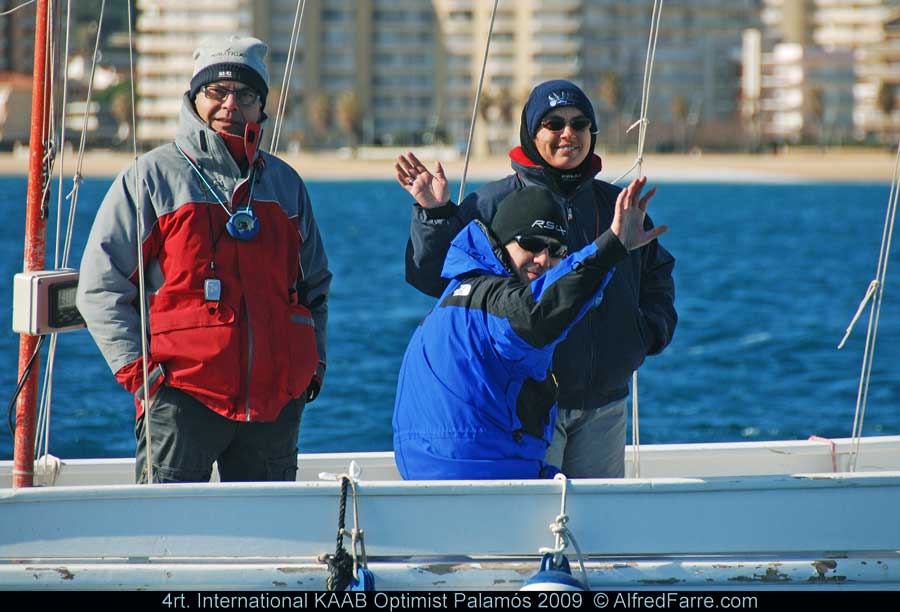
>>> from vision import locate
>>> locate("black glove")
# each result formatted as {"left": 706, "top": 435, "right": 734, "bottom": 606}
{"left": 305, "top": 379, "right": 321, "bottom": 403}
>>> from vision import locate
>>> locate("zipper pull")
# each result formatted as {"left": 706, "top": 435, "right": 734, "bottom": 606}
{"left": 567, "top": 206, "right": 573, "bottom": 222}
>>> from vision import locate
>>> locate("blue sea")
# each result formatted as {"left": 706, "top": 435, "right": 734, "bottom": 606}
{"left": 1, "top": 175, "right": 899, "bottom": 461}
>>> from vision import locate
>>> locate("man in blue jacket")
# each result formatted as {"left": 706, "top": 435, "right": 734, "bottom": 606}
{"left": 395, "top": 80, "right": 676, "bottom": 478}
{"left": 393, "top": 179, "right": 666, "bottom": 480}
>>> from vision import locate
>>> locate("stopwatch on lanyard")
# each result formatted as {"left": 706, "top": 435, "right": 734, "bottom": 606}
{"left": 176, "top": 144, "right": 260, "bottom": 241}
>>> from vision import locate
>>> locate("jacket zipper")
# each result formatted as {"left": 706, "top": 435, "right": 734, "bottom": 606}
{"left": 565, "top": 192, "right": 594, "bottom": 412}
{"left": 229, "top": 175, "right": 255, "bottom": 422}
{"left": 245, "top": 305, "right": 253, "bottom": 421}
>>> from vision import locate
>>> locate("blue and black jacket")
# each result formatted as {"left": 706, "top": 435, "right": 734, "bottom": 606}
{"left": 406, "top": 147, "right": 677, "bottom": 411}
{"left": 393, "top": 219, "right": 627, "bottom": 480}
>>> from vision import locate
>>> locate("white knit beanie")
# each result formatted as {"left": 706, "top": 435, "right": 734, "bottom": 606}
{"left": 189, "top": 35, "right": 270, "bottom": 108}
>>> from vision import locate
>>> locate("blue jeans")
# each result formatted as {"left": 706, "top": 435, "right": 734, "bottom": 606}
{"left": 135, "top": 384, "right": 304, "bottom": 483}
{"left": 544, "top": 398, "right": 627, "bottom": 478}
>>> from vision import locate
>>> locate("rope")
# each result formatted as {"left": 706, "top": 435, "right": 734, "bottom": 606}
{"left": 325, "top": 476, "right": 354, "bottom": 591}
{"left": 538, "top": 474, "right": 589, "bottom": 590}
{"left": 126, "top": 0, "right": 154, "bottom": 484}
{"left": 52, "top": 0, "right": 72, "bottom": 270}
{"left": 609, "top": 0, "right": 665, "bottom": 479}
{"left": 808, "top": 436, "right": 838, "bottom": 473}
{"left": 845, "top": 141, "right": 900, "bottom": 471}
{"left": 457, "top": 0, "right": 500, "bottom": 205}
{"left": 631, "top": 374, "right": 641, "bottom": 478}
{"left": 612, "top": 0, "right": 664, "bottom": 185}
{"left": 837, "top": 280, "right": 878, "bottom": 349}
{"left": 0, "top": 0, "right": 35, "bottom": 17}
{"left": 271, "top": 0, "right": 307, "bottom": 154}
{"left": 27, "top": 0, "right": 56, "bottom": 465}
{"left": 34, "top": 0, "right": 108, "bottom": 466}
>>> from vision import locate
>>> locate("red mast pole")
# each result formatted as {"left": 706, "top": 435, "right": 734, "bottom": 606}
{"left": 14, "top": 0, "right": 51, "bottom": 489}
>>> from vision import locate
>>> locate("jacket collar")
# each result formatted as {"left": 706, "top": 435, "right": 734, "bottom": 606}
{"left": 508, "top": 145, "right": 603, "bottom": 192}
{"left": 174, "top": 93, "right": 267, "bottom": 179}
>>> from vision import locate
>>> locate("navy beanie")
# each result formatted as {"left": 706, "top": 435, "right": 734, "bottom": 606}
{"left": 490, "top": 187, "right": 568, "bottom": 246}
{"left": 523, "top": 79, "right": 597, "bottom": 138}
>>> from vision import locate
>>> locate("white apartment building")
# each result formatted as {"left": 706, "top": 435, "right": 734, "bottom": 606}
{"left": 134, "top": 0, "right": 761, "bottom": 153}
{"left": 759, "top": 0, "right": 900, "bottom": 142}
{"left": 753, "top": 41, "right": 855, "bottom": 143}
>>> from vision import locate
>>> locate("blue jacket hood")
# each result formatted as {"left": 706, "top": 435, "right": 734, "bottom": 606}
{"left": 441, "top": 220, "right": 510, "bottom": 281}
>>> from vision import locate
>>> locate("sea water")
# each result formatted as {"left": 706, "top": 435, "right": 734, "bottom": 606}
{"left": 1, "top": 176, "right": 898, "bottom": 460}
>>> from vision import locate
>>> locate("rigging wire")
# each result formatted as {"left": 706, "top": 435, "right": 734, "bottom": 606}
{"left": 612, "top": 0, "right": 664, "bottom": 185}
{"left": 25, "top": 0, "right": 59, "bottom": 464}
{"left": 271, "top": 0, "right": 307, "bottom": 155}
{"left": 614, "top": 0, "right": 665, "bottom": 477}
{"left": 457, "top": 0, "right": 500, "bottom": 205}
{"left": 0, "top": 0, "right": 35, "bottom": 17}
{"left": 845, "top": 141, "right": 900, "bottom": 471}
{"left": 6, "top": 0, "right": 56, "bottom": 454}
{"left": 36, "top": 0, "right": 73, "bottom": 462}
{"left": 125, "top": 0, "right": 155, "bottom": 484}
{"left": 35, "top": 0, "right": 109, "bottom": 465}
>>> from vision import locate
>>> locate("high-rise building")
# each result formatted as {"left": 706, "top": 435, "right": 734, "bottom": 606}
{"left": 132, "top": 0, "right": 760, "bottom": 153}
{"left": 758, "top": 0, "right": 900, "bottom": 143}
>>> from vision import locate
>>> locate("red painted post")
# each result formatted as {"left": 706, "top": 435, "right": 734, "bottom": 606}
{"left": 14, "top": 0, "right": 51, "bottom": 489}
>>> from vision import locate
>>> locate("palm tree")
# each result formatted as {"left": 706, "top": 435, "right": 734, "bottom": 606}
{"left": 877, "top": 82, "right": 896, "bottom": 144}
{"left": 335, "top": 91, "right": 362, "bottom": 153}
{"left": 597, "top": 72, "right": 623, "bottom": 148}
{"left": 306, "top": 93, "right": 332, "bottom": 148}
{"left": 670, "top": 95, "right": 689, "bottom": 152}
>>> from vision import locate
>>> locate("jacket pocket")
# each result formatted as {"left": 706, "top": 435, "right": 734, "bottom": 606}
{"left": 286, "top": 303, "right": 319, "bottom": 397}
{"left": 515, "top": 372, "right": 558, "bottom": 440}
{"left": 149, "top": 293, "right": 240, "bottom": 395}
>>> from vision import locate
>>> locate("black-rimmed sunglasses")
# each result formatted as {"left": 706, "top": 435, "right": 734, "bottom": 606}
{"left": 539, "top": 115, "right": 593, "bottom": 133}
{"left": 515, "top": 235, "right": 568, "bottom": 258}
{"left": 202, "top": 85, "right": 260, "bottom": 107}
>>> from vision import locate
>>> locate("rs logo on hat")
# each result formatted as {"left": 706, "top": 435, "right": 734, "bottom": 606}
{"left": 532, "top": 220, "right": 567, "bottom": 235}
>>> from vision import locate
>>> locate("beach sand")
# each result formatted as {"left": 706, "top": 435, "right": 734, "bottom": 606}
{"left": 0, "top": 147, "right": 896, "bottom": 183}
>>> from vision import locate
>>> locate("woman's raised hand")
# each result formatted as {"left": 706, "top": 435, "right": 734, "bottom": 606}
{"left": 395, "top": 152, "right": 450, "bottom": 209}
{"left": 610, "top": 176, "right": 668, "bottom": 251}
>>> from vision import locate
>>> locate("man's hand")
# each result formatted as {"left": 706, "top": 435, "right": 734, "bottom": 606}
{"left": 610, "top": 176, "right": 668, "bottom": 251}
{"left": 395, "top": 152, "right": 450, "bottom": 209}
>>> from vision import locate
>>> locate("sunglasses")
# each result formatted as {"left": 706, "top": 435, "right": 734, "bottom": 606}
{"left": 202, "top": 85, "right": 260, "bottom": 107}
{"left": 515, "top": 235, "right": 568, "bottom": 258}
{"left": 539, "top": 115, "right": 593, "bottom": 133}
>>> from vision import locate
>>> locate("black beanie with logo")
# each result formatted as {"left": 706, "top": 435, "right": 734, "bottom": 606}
{"left": 490, "top": 186, "right": 568, "bottom": 246}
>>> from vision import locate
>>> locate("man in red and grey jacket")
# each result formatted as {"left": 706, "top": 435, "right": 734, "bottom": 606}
{"left": 76, "top": 35, "right": 331, "bottom": 483}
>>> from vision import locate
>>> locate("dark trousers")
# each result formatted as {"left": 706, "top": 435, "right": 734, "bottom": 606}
{"left": 135, "top": 384, "right": 304, "bottom": 483}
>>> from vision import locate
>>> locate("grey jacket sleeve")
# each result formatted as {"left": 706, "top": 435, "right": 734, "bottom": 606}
{"left": 296, "top": 181, "right": 332, "bottom": 386}
{"left": 75, "top": 165, "right": 157, "bottom": 376}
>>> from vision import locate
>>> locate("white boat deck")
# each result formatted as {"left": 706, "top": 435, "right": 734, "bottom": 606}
{"left": 2, "top": 436, "right": 900, "bottom": 590}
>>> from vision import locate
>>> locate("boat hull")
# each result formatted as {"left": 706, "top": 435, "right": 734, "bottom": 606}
{"left": 2, "top": 437, "right": 900, "bottom": 590}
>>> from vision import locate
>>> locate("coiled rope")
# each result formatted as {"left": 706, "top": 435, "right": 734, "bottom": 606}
{"left": 321, "top": 467, "right": 369, "bottom": 591}
{"left": 325, "top": 476, "right": 354, "bottom": 591}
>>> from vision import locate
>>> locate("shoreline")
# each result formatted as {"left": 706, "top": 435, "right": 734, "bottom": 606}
{"left": 0, "top": 148, "right": 896, "bottom": 183}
